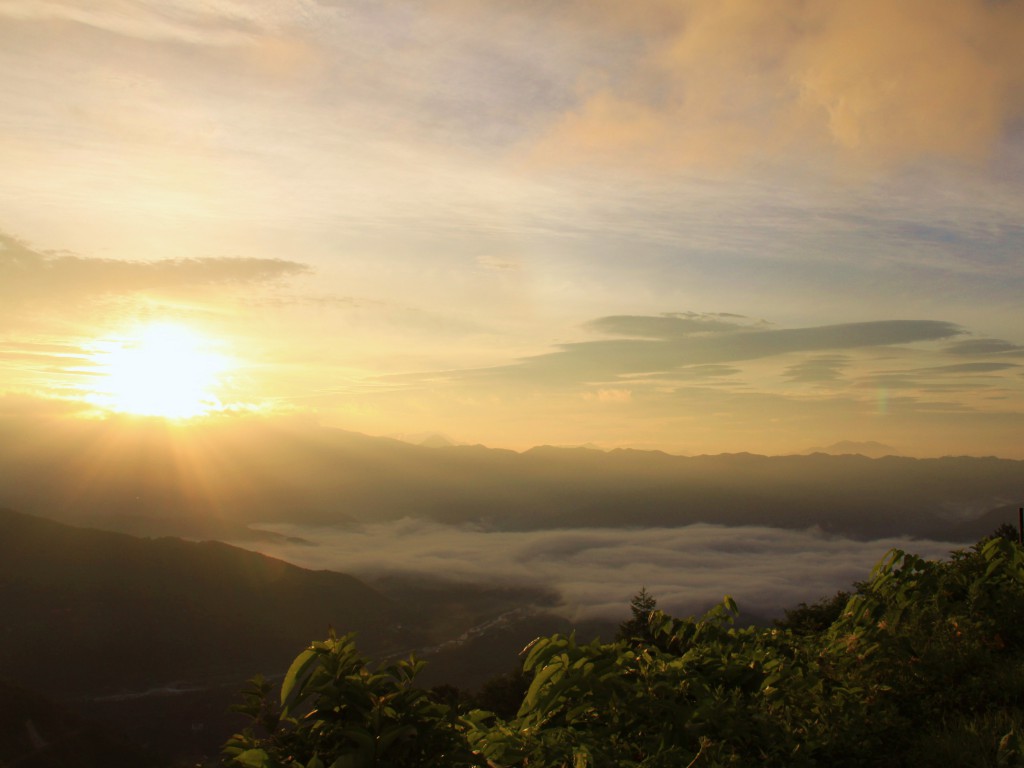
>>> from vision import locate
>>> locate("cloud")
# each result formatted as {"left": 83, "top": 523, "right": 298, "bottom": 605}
{"left": 643, "top": 364, "right": 742, "bottom": 381}
{"left": 856, "top": 361, "right": 1021, "bottom": 394}
{"left": 453, "top": 315, "right": 963, "bottom": 386}
{"left": 0, "top": 341, "right": 95, "bottom": 373}
{"left": 354, "top": 311, "right": 1019, "bottom": 457}
{"left": 528, "top": 0, "right": 1024, "bottom": 171}
{"left": 0, "top": 1, "right": 262, "bottom": 47}
{"left": 583, "top": 388, "right": 632, "bottom": 404}
{"left": 924, "top": 363, "right": 1021, "bottom": 375}
{"left": 0, "top": 232, "right": 310, "bottom": 305}
{"left": 240, "top": 519, "right": 963, "bottom": 620}
{"left": 586, "top": 312, "right": 761, "bottom": 339}
{"left": 946, "top": 338, "right": 1024, "bottom": 357}
{"left": 476, "top": 255, "right": 520, "bottom": 271}
{"left": 0, "top": 392, "right": 94, "bottom": 419}
{"left": 783, "top": 355, "right": 851, "bottom": 383}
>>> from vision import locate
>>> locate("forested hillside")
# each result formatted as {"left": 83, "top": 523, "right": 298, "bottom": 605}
{"left": 0, "top": 508, "right": 399, "bottom": 696}
{"left": 0, "top": 508, "right": 408, "bottom": 764}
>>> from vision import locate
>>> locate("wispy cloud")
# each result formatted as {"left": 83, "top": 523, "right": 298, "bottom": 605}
{"left": 0, "top": 341, "right": 94, "bottom": 371}
{"left": 857, "top": 361, "right": 1021, "bottom": 392}
{"left": 586, "top": 312, "right": 761, "bottom": 339}
{"left": 945, "top": 339, "right": 1024, "bottom": 358}
{"left": 783, "top": 356, "right": 851, "bottom": 383}
{"left": 0, "top": 1, "right": 264, "bottom": 46}
{"left": 446, "top": 315, "right": 963, "bottom": 387}
{"left": 923, "top": 363, "right": 1020, "bottom": 375}
{"left": 0, "top": 232, "right": 309, "bottom": 305}
{"left": 476, "top": 255, "right": 520, "bottom": 271}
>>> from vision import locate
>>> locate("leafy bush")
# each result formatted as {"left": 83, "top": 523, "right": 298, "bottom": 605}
{"left": 223, "top": 632, "right": 474, "bottom": 768}
{"left": 226, "top": 537, "right": 1024, "bottom": 768}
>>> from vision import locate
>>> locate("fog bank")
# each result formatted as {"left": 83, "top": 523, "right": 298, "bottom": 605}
{"left": 238, "top": 521, "right": 963, "bottom": 620}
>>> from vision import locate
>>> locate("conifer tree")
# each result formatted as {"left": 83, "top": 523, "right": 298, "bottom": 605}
{"left": 616, "top": 587, "right": 657, "bottom": 642}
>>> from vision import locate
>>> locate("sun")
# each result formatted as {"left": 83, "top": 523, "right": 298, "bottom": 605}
{"left": 87, "top": 323, "right": 232, "bottom": 419}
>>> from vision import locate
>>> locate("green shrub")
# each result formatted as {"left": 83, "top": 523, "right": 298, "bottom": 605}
{"left": 226, "top": 536, "right": 1024, "bottom": 768}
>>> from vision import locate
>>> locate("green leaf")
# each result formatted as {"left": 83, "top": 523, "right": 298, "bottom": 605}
{"left": 232, "top": 748, "right": 275, "bottom": 768}
{"left": 522, "top": 637, "right": 551, "bottom": 671}
{"left": 520, "top": 662, "right": 565, "bottom": 716}
{"left": 281, "top": 648, "right": 320, "bottom": 710}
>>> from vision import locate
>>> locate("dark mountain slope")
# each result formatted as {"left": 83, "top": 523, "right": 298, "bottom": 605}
{"left": 0, "top": 508, "right": 397, "bottom": 697}
{"left": 0, "top": 509, "right": 566, "bottom": 763}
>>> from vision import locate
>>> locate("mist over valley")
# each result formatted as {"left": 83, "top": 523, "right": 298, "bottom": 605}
{"left": 240, "top": 519, "right": 963, "bottom": 623}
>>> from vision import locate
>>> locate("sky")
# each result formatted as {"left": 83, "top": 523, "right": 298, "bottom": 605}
{"left": 2, "top": 0, "right": 1024, "bottom": 458}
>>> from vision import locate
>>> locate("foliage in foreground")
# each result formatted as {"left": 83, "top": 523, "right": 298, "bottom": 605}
{"left": 224, "top": 536, "right": 1024, "bottom": 768}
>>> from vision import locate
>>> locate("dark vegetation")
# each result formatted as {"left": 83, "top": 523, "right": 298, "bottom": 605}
{"left": 615, "top": 587, "right": 659, "bottom": 643}
{"left": 224, "top": 535, "right": 1024, "bottom": 768}
{"left": 0, "top": 680, "right": 159, "bottom": 768}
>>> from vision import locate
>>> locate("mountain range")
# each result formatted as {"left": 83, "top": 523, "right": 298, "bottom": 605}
{"left": 801, "top": 440, "right": 899, "bottom": 458}
{"left": 0, "top": 418, "right": 1019, "bottom": 541}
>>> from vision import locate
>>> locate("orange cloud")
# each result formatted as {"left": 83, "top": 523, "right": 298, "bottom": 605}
{"left": 529, "top": 0, "right": 1024, "bottom": 171}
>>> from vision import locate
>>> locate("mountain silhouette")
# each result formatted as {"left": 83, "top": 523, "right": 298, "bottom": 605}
{"left": 0, "top": 508, "right": 396, "bottom": 697}
{"left": 802, "top": 440, "right": 899, "bottom": 458}
{"left": 0, "top": 420, "right": 1020, "bottom": 541}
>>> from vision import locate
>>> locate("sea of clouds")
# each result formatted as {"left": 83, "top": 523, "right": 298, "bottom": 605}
{"left": 239, "top": 520, "right": 964, "bottom": 622}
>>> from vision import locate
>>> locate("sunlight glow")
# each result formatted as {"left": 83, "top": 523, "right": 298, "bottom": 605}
{"left": 87, "top": 323, "right": 231, "bottom": 419}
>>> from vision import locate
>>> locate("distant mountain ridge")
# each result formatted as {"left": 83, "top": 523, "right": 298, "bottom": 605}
{"left": 802, "top": 440, "right": 900, "bottom": 458}
{"left": 0, "top": 419, "right": 1020, "bottom": 541}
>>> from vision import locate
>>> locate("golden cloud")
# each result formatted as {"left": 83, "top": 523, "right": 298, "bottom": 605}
{"left": 529, "top": 0, "right": 1024, "bottom": 170}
